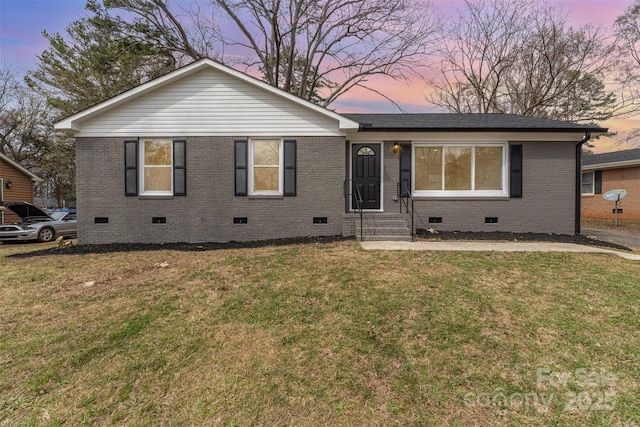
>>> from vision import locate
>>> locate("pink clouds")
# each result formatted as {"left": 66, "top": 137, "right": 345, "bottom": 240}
{"left": 564, "top": 0, "right": 629, "bottom": 28}
{"left": 331, "top": 74, "right": 437, "bottom": 113}
{"left": 339, "top": 0, "right": 640, "bottom": 148}
{"left": 591, "top": 116, "right": 640, "bottom": 153}
{"left": 0, "top": 0, "right": 638, "bottom": 148}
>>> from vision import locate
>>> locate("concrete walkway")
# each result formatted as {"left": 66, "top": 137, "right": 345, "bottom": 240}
{"left": 360, "top": 241, "right": 640, "bottom": 260}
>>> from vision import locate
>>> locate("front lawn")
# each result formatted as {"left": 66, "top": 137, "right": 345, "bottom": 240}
{"left": 1, "top": 241, "right": 638, "bottom": 425}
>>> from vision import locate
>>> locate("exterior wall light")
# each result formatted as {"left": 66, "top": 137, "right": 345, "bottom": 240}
{"left": 392, "top": 142, "right": 400, "bottom": 154}
{"left": 5, "top": 181, "right": 12, "bottom": 189}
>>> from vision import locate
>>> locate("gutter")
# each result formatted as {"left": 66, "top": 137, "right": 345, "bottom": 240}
{"left": 575, "top": 132, "right": 591, "bottom": 235}
{"left": 353, "top": 127, "right": 606, "bottom": 133}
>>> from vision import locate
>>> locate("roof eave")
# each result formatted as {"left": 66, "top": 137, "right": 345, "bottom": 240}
{"left": 54, "top": 120, "right": 80, "bottom": 134}
{"left": 582, "top": 159, "right": 640, "bottom": 170}
{"left": 357, "top": 127, "right": 608, "bottom": 133}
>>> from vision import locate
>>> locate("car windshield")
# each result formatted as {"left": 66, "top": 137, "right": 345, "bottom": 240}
{"left": 50, "top": 212, "right": 66, "bottom": 220}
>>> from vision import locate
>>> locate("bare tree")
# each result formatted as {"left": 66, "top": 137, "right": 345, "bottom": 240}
{"left": 429, "top": 0, "right": 615, "bottom": 123}
{"left": 608, "top": 1, "right": 640, "bottom": 146}
{"left": 0, "top": 67, "right": 22, "bottom": 158}
{"left": 215, "top": 0, "right": 441, "bottom": 106}
{"left": 613, "top": 1, "right": 640, "bottom": 115}
{"left": 83, "top": 0, "right": 440, "bottom": 106}
{"left": 0, "top": 67, "right": 75, "bottom": 206}
{"left": 0, "top": 68, "right": 52, "bottom": 165}
{"left": 0, "top": 67, "right": 18, "bottom": 114}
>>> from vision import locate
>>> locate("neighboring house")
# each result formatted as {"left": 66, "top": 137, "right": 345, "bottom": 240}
{"left": 0, "top": 153, "right": 42, "bottom": 224}
{"left": 54, "top": 59, "right": 606, "bottom": 244}
{"left": 582, "top": 148, "right": 640, "bottom": 221}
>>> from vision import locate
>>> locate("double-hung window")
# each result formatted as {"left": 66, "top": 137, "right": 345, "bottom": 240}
{"left": 413, "top": 143, "right": 507, "bottom": 197}
{"left": 581, "top": 171, "right": 595, "bottom": 195}
{"left": 235, "top": 138, "right": 296, "bottom": 197}
{"left": 124, "top": 139, "right": 186, "bottom": 197}
{"left": 141, "top": 139, "right": 173, "bottom": 195}
{"left": 581, "top": 170, "right": 602, "bottom": 195}
{"left": 249, "top": 139, "right": 283, "bottom": 195}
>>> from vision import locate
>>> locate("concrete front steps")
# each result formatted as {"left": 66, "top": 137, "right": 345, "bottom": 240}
{"left": 353, "top": 213, "right": 413, "bottom": 242}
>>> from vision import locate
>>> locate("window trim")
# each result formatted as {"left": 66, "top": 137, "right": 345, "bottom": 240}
{"left": 139, "top": 138, "right": 174, "bottom": 196}
{"left": 248, "top": 138, "right": 284, "bottom": 196}
{"left": 581, "top": 171, "right": 595, "bottom": 195}
{"left": 412, "top": 142, "right": 508, "bottom": 198}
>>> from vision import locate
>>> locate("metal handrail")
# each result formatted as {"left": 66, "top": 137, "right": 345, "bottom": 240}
{"left": 345, "top": 179, "right": 364, "bottom": 242}
{"left": 397, "top": 181, "right": 415, "bottom": 241}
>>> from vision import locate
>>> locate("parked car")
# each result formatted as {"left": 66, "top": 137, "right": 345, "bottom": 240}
{"left": 0, "top": 201, "right": 77, "bottom": 243}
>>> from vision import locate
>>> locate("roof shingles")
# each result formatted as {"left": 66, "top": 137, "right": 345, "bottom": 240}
{"left": 582, "top": 148, "right": 640, "bottom": 166}
{"left": 342, "top": 113, "right": 607, "bottom": 133}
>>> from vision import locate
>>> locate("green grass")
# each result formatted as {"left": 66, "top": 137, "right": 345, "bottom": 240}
{"left": 0, "top": 241, "right": 639, "bottom": 425}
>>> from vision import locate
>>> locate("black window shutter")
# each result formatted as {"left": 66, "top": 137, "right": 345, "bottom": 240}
{"left": 124, "top": 140, "right": 138, "bottom": 196}
{"left": 235, "top": 140, "right": 248, "bottom": 196}
{"left": 510, "top": 144, "right": 523, "bottom": 198}
{"left": 399, "top": 143, "right": 412, "bottom": 196}
{"left": 594, "top": 170, "right": 602, "bottom": 194}
{"left": 173, "top": 140, "right": 186, "bottom": 196}
{"left": 283, "top": 139, "right": 297, "bottom": 196}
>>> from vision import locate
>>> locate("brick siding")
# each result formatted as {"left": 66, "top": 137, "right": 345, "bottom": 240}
{"left": 76, "top": 136, "right": 347, "bottom": 244}
{"left": 382, "top": 141, "right": 578, "bottom": 235}
{"left": 582, "top": 166, "right": 640, "bottom": 220}
{"left": 77, "top": 137, "right": 581, "bottom": 243}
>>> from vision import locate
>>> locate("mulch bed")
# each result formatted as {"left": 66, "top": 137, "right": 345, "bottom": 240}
{"left": 416, "top": 229, "right": 631, "bottom": 251}
{"left": 7, "top": 235, "right": 351, "bottom": 258}
{"left": 5, "top": 230, "right": 631, "bottom": 258}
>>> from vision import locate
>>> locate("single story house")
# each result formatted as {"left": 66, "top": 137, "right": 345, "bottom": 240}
{"left": 582, "top": 148, "right": 640, "bottom": 221}
{"left": 54, "top": 59, "right": 606, "bottom": 244}
{"left": 0, "top": 153, "right": 42, "bottom": 224}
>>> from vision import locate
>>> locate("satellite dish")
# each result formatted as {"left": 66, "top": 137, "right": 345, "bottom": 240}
{"left": 603, "top": 189, "right": 627, "bottom": 202}
{"left": 602, "top": 189, "right": 627, "bottom": 227}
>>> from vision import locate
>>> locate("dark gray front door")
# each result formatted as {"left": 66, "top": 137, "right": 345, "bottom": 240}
{"left": 352, "top": 144, "right": 381, "bottom": 210}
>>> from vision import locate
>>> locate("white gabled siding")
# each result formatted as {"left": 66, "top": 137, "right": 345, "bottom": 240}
{"left": 76, "top": 69, "right": 343, "bottom": 137}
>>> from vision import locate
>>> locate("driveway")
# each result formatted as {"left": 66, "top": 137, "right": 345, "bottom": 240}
{"left": 582, "top": 227, "right": 640, "bottom": 250}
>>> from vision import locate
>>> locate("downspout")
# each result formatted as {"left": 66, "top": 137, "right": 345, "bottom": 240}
{"left": 575, "top": 132, "right": 591, "bottom": 235}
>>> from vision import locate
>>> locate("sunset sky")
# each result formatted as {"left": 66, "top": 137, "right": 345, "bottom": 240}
{"left": 0, "top": 0, "right": 638, "bottom": 152}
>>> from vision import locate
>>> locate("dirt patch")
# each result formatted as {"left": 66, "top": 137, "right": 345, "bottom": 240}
{"left": 416, "top": 229, "right": 631, "bottom": 251}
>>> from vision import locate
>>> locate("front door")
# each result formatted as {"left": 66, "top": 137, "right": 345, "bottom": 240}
{"left": 352, "top": 144, "right": 381, "bottom": 210}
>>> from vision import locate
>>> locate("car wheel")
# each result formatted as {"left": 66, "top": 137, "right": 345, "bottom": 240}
{"left": 38, "top": 227, "right": 55, "bottom": 243}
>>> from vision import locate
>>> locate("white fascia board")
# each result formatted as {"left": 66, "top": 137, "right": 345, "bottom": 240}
{"left": 582, "top": 159, "right": 640, "bottom": 171}
{"left": 54, "top": 58, "right": 360, "bottom": 134}
{"left": 346, "top": 130, "right": 592, "bottom": 142}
